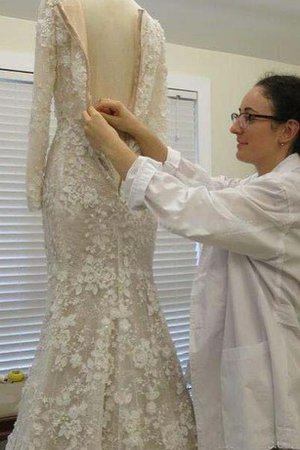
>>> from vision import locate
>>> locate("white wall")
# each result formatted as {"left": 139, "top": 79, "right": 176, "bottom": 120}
{"left": 166, "top": 43, "right": 300, "bottom": 177}
{"left": 0, "top": 16, "right": 35, "bottom": 55}
{"left": 1, "top": 15, "right": 300, "bottom": 177}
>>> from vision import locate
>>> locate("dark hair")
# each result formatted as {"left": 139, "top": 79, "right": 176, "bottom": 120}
{"left": 255, "top": 73, "right": 300, "bottom": 155}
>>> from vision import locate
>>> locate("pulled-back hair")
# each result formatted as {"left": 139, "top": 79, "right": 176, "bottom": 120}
{"left": 256, "top": 73, "right": 300, "bottom": 155}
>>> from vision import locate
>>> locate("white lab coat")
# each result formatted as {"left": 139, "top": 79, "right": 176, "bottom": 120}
{"left": 124, "top": 148, "right": 300, "bottom": 450}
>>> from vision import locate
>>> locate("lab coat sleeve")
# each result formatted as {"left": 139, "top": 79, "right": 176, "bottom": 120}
{"left": 125, "top": 156, "right": 290, "bottom": 260}
{"left": 26, "top": 0, "right": 57, "bottom": 210}
{"left": 163, "top": 147, "right": 247, "bottom": 189}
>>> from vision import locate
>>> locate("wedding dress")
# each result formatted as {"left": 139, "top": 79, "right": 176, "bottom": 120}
{"left": 6, "top": 1, "right": 197, "bottom": 449}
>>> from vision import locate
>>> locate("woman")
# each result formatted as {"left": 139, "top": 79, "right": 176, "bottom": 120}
{"left": 83, "top": 74, "right": 300, "bottom": 450}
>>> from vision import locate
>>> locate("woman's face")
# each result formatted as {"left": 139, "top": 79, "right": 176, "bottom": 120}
{"left": 230, "top": 86, "right": 287, "bottom": 174}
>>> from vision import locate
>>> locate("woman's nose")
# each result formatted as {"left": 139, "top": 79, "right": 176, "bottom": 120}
{"left": 230, "top": 121, "right": 243, "bottom": 134}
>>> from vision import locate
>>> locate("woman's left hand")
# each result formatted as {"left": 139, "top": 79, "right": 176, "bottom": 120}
{"left": 83, "top": 106, "right": 122, "bottom": 155}
{"left": 83, "top": 106, "right": 138, "bottom": 179}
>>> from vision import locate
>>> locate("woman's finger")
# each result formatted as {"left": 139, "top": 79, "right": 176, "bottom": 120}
{"left": 82, "top": 110, "right": 91, "bottom": 122}
{"left": 95, "top": 105, "right": 115, "bottom": 115}
{"left": 96, "top": 99, "right": 120, "bottom": 115}
{"left": 97, "top": 97, "right": 115, "bottom": 106}
{"left": 88, "top": 105, "right": 99, "bottom": 116}
{"left": 100, "top": 111, "right": 119, "bottom": 125}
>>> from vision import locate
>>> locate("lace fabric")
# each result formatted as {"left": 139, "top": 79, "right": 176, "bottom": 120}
{"left": 6, "top": 1, "right": 197, "bottom": 449}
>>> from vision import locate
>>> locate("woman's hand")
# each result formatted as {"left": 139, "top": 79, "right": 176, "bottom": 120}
{"left": 83, "top": 106, "right": 138, "bottom": 180}
{"left": 94, "top": 99, "right": 144, "bottom": 137}
{"left": 83, "top": 106, "right": 122, "bottom": 154}
{"left": 95, "top": 98, "right": 168, "bottom": 163}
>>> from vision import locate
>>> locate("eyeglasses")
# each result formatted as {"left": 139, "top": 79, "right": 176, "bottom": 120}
{"left": 231, "top": 112, "right": 280, "bottom": 130}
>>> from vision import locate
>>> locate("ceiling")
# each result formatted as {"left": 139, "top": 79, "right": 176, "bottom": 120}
{"left": 1, "top": 0, "right": 299, "bottom": 65}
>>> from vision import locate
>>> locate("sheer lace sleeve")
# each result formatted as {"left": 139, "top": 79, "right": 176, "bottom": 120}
{"left": 144, "top": 21, "right": 168, "bottom": 144}
{"left": 26, "top": 0, "right": 57, "bottom": 210}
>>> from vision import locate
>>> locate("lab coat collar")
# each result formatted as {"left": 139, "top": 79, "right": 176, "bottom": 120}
{"left": 272, "top": 152, "right": 300, "bottom": 173}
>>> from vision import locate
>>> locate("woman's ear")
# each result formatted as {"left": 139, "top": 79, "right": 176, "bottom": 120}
{"left": 278, "top": 119, "right": 300, "bottom": 146}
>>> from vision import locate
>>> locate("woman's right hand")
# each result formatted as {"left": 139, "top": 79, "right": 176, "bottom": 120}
{"left": 94, "top": 99, "right": 143, "bottom": 137}
{"left": 95, "top": 98, "right": 168, "bottom": 163}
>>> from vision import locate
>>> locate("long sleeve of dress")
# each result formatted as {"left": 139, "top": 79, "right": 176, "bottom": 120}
{"left": 131, "top": 14, "right": 168, "bottom": 157}
{"left": 143, "top": 22, "right": 168, "bottom": 144}
{"left": 124, "top": 155, "right": 290, "bottom": 260}
{"left": 26, "top": 0, "right": 57, "bottom": 210}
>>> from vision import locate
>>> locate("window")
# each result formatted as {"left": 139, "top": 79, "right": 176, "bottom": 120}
{"left": 153, "top": 89, "right": 199, "bottom": 372}
{"left": 0, "top": 70, "right": 49, "bottom": 374}
{"left": 0, "top": 68, "right": 210, "bottom": 375}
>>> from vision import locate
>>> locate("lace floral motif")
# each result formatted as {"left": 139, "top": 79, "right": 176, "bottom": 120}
{"left": 7, "top": 1, "right": 197, "bottom": 449}
{"left": 134, "top": 12, "right": 168, "bottom": 143}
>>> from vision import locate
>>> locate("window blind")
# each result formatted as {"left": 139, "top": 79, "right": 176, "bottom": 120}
{"left": 154, "top": 91, "right": 198, "bottom": 372}
{"left": 0, "top": 71, "right": 198, "bottom": 374}
{"left": 0, "top": 70, "right": 46, "bottom": 374}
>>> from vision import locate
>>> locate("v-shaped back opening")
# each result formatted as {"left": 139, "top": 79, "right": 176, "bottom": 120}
{"left": 57, "top": 0, "right": 144, "bottom": 111}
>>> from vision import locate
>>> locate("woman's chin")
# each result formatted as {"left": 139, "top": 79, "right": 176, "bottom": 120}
{"left": 236, "top": 149, "right": 245, "bottom": 161}
{"left": 236, "top": 148, "right": 251, "bottom": 163}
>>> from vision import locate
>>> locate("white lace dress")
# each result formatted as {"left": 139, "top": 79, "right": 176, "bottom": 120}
{"left": 6, "top": 1, "right": 197, "bottom": 449}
